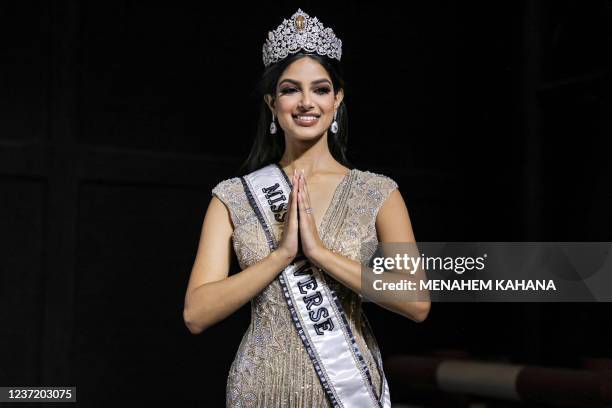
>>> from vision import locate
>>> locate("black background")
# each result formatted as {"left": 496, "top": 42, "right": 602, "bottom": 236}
{"left": 0, "top": 1, "right": 610, "bottom": 406}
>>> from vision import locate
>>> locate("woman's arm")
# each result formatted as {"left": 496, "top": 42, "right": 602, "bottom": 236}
{"left": 372, "top": 188, "right": 430, "bottom": 321}
{"left": 298, "top": 176, "right": 430, "bottom": 322}
{"left": 183, "top": 171, "right": 300, "bottom": 334}
{"left": 182, "top": 197, "right": 291, "bottom": 334}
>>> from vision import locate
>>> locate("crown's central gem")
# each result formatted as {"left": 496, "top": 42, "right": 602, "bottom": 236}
{"left": 295, "top": 15, "right": 305, "bottom": 31}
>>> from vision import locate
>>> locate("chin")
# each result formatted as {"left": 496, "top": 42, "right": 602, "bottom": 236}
{"left": 290, "top": 129, "right": 325, "bottom": 142}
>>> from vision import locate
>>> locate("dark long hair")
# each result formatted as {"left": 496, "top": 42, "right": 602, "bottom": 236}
{"left": 238, "top": 53, "right": 352, "bottom": 175}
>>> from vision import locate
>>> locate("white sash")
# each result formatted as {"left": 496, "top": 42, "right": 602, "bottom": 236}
{"left": 241, "top": 163, "right": 391, "bottom": 408}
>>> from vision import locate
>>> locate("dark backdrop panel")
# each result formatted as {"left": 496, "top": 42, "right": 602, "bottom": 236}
{"left": 77, "top": 4, "right": 208, "bottom": 153}
{"left": 0, "top": 178, "right": 45, "bottom": 385}
{"left": 0, "top": 2, "right": 49, "bottom": 143}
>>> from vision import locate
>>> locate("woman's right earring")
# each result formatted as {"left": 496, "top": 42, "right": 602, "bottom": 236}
{"left": 270, "top": 113, "right": 277, "bottom": 134}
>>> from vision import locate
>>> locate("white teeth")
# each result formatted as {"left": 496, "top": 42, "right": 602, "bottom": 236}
{"left": 295, "top": 116, "right": 318, "bottom": 121}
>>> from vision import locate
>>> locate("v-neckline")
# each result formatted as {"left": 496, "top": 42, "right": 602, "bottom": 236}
{"left": 275, "top": 163, "right": 352, "bottom": 235}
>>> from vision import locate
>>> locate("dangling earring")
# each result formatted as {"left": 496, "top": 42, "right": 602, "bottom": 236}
{"left": 330, "top": 110, "right": 339, "bottom": 134}
{"left": 270, "top": 113, "right": 277, "bottom": 134}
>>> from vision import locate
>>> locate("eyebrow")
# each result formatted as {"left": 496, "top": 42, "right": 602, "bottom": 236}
{"left": 278, "top": 78, "right": 332, "bottom": 86}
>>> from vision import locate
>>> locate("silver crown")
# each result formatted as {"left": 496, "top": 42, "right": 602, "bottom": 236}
{"left": 262, "top": 9, "right": 342, "bottom": 67}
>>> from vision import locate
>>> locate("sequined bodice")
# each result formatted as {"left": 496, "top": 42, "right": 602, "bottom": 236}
{"left": 212, "top": 167, "right": 398, "bottom": 408}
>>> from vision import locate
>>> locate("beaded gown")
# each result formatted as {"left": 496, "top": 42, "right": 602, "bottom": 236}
{"left": 212, "top": 166, "right": 398, "bottom": 408}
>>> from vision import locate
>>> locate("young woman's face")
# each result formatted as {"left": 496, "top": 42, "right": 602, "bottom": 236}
{"left": 270, "top": 56, "right": 343, "bottom": 142}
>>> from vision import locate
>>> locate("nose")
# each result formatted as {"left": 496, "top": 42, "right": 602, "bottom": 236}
{"left": 298, "top": 93, "right": 314, "bottom": 111}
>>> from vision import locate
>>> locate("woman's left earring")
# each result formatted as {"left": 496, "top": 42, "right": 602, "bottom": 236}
{"left": 330, "top": 110, "right": 338, "bottom": 134}
{"left": 270, "top": 113, "right": 277, "bottom": 134}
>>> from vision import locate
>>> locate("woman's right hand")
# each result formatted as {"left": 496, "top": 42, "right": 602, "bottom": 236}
{"left": 275, "top": 169, "right": 299, "bottom": 265}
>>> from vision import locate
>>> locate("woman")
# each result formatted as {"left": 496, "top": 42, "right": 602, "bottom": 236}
{"left": 183, "top": 9, "right": 430, "bottom": 407}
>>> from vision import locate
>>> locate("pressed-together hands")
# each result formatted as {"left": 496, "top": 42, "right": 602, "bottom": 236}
{"left": 275, "top": 169, "right": 300, "bottom": 262}
{"left": 275, "top": 169, "right": 328, "bottom": 268}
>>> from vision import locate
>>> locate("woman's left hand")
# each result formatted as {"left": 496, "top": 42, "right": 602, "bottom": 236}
{"left": 297, "top": 171, "right": 328, "bottom": 267}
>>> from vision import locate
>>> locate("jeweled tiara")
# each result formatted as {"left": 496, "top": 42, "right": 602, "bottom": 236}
{"left": 262, "top": 8, "right": 342, "bottom": 67}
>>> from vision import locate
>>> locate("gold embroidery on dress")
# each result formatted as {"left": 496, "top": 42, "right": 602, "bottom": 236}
{"left": 212, "top": 169, "right": 398, "bottom": 407}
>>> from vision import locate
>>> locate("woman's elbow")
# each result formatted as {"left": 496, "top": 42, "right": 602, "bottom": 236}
{"left": 411, "top": 301, "right": 431, "bottom": 323}
{"left": 183, "top": 307, "right": 205, "bottom": 335}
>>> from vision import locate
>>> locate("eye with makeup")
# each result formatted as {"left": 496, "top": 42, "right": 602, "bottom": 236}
{"left": 279, "top": 87, "right": 297, "bottom": 95}
{"left": 278, "top": 87, "right": 331, "bottom": 95}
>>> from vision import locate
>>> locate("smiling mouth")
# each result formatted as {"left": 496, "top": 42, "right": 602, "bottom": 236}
{"left": 292, "top": 114, "right": 320, "bottom": 121}
{"left": 292, "top": 114, "right": 321, "bottom": 127}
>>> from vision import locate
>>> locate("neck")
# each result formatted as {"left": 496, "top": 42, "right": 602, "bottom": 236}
{"left": 279, "top": 132, "right": 336, "bottom": 178}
